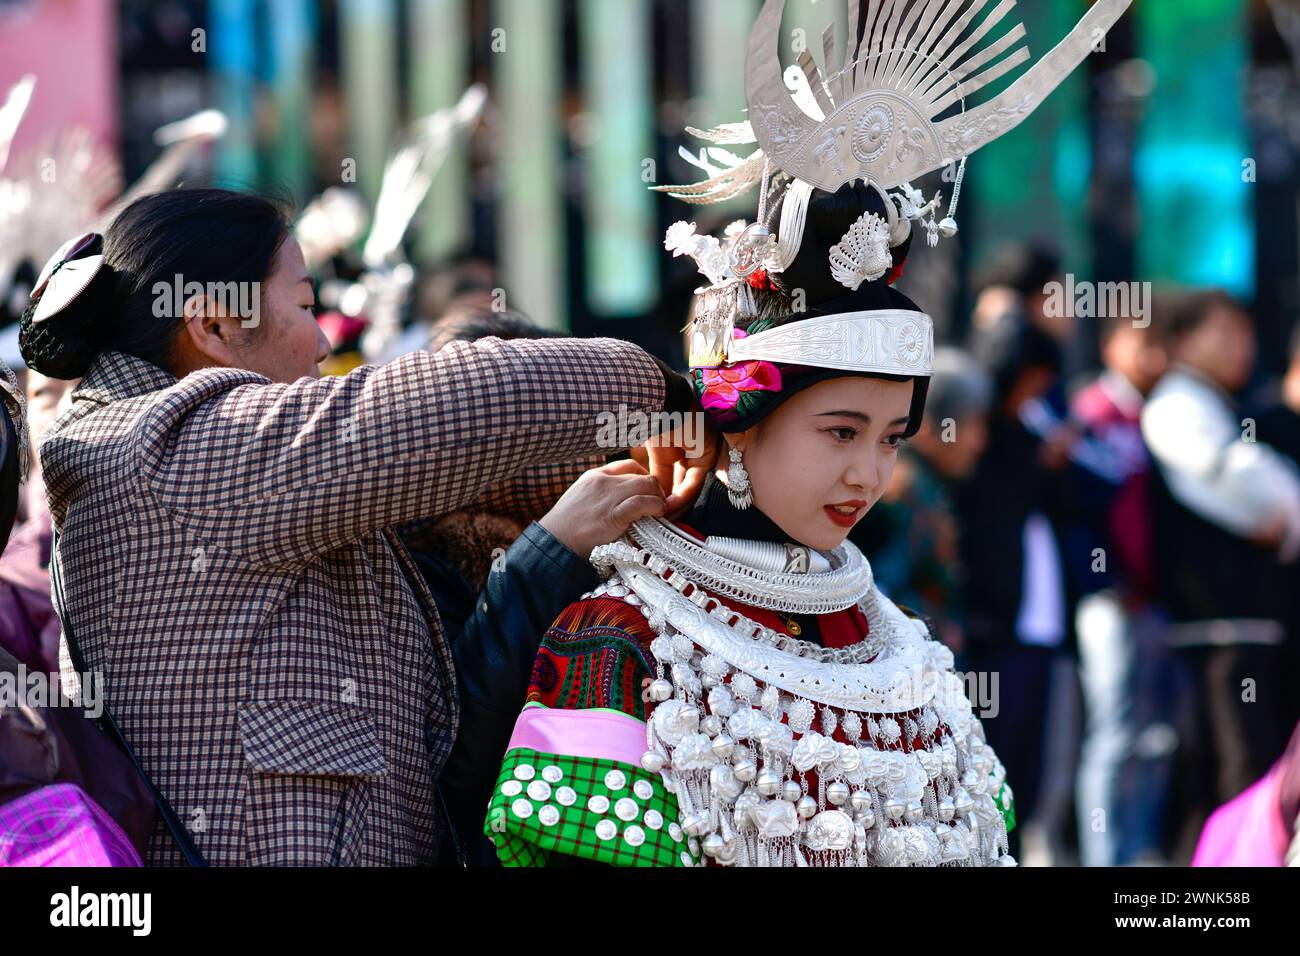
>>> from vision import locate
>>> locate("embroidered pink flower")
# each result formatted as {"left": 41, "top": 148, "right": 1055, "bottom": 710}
{"left": 699, "top": 331, "right": 782, "bottom": 414}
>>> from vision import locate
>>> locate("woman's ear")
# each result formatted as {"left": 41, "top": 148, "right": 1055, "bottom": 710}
{"left": 176, "top": 293, "right": 240, "bottom": 371}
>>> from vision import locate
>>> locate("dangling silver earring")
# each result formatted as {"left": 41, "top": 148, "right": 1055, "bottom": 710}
{"left": 726, "top": 445, "right": 753, "bottom": 510}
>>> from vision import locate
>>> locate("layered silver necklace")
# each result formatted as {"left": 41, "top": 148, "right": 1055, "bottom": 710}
{"left": 589, "top": 518, "right": 1015, "bottom": 867}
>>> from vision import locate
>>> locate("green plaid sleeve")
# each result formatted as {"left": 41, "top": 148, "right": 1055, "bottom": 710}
{"left": 484, "top": 747, "right": 701, "bottom": 868}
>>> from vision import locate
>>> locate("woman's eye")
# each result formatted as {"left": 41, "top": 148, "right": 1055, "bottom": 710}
{"left": 884, "top": 433, "right": 907, "bottom": 448}
{"left": 827, "top": 427, "right": 858, "bottom": 442}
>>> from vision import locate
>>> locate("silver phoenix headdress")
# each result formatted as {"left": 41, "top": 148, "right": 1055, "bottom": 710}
{"left": 657, "top": 0, "right": 1133, "bottom": 374}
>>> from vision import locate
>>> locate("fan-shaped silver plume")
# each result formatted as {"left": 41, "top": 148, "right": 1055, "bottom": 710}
{"left": 651, "top": 148, "right": 769, "bottom": 206}
{"left": 745, "top": 0, "right": 1133, "bottom": 192}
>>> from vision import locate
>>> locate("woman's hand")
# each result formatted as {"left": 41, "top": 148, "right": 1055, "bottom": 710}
{"left": 539, "top": 460, "right": 667, "bottom": 559}
{"left": 647, "top": 416, "right": 721, "bottom": 517}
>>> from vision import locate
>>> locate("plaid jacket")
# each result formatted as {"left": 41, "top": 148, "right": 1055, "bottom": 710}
{"left": 40, "top": 338, "right": 664, "bottom": 866}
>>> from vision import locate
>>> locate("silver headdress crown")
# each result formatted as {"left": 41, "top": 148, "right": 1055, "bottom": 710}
{"left": 658, "top": 0, "right": 1133, "bottom": 374}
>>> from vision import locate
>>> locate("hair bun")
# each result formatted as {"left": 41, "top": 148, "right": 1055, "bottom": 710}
{"left": 19, "top": 256, "right": 115, "bottom": 379}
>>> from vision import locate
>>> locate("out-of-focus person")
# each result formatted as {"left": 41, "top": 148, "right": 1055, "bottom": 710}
{"left": 958, "top": 315, "right": 1072, "bottom": 863}
{"left": 0, "top": 369, "right": 156, "bottom": 868}
{"left": 1141, "top": 289, "right": 1299, "bottom": 860}
{"left": 1192, "top": 717, "right": 1300, "bottom": 867}
{"left": 1067, "top": 299, "right": 1178, "bottom": 866}
{"left": 853, "top": 347, "right": 993, "bottom": 652}
{"left": 1243, "top": 324, "right": 1300, "bottom": 734}
{"left": 971, "top": 242, "right": 1068, "bottom": 345}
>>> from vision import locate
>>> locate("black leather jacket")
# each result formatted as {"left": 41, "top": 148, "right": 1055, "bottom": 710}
{"left": 408, "top": 521, "right": 597, "bottom": 866}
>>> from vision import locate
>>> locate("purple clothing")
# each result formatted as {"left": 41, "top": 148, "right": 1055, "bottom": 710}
{"left": 0, "top": 471, "right": 57, "bottom": 674}
{"left": 0, "top": 783, "right": 142, "bottom": 867}
{"left": 1070, "top": 371, "right": 1153, "bottom": 600}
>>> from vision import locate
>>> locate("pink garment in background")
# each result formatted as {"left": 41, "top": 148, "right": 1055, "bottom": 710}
{"left": 0, "top": 783, "right": 142, "bottom": 867}
{"left": 1191, "top": 762, "right": 1289, "bottom": 867}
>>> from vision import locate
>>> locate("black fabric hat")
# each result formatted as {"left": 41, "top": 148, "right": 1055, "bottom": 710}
{"left": 690, "top": 180, "right": 931, "bottom": 436}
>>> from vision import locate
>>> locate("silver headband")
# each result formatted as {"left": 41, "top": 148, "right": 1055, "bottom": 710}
{"left": 726, "top": 309, "right": 934, "bottom": 376}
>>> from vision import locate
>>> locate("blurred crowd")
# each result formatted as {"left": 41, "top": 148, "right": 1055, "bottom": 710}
{"left": 854, "top": 245, "right": 1300, "bottom": 866}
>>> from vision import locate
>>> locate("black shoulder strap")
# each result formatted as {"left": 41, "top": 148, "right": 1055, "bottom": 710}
{"left": 50, "top": 529, "right": 208, "bottom": 867}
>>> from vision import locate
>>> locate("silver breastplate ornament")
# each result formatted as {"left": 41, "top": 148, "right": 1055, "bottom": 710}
{"left": 590, "top": 518, "right": 1015, "bottom": 867}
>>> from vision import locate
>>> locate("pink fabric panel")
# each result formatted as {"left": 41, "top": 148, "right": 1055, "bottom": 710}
{"left": 507, "top": 707, "right": 647, "bottom": 767}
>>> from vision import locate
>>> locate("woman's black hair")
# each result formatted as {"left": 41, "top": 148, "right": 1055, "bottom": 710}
{"left": 770, "top": 178, "right": 914, "bottom": 306}
{"left": 20, "top": 188, "right": 293, "bottom": 379}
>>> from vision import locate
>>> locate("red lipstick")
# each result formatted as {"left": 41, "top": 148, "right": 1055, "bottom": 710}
{"left": 824, "top": 500, "right": 867, "bottom": 528}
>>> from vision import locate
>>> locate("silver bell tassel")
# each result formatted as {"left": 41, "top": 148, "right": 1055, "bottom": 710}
{"left": 641, "top": 750, "right": 667, "bottom": 774}
{"left": 756, "top": 767, "right": 782, "bottom": 796}
{"left": 733, "top": 755, "right": 758, "bottom": 782}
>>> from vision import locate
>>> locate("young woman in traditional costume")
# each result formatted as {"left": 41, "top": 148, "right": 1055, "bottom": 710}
{"left": 483, "top": 0, "right": 1132, "bottom": 867}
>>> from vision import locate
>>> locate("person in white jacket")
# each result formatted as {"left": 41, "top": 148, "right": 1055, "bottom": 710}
{"left": 1143, "top": 303, "right": 1300, "bottom": 563}
{"left": 1141, "top": 289, "right": 1295, "bottom": 852}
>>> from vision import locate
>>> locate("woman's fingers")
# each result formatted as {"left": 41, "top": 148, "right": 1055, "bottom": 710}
{"left": 609, "top": 493, "right": 668, "bottom": 527}
{"left": 611, "top": 473, "right": 667, "bottom": 501}
{"left": 597, "top": 457, "right": 649, "bottom": 477}
{"left": 663, "top": 422, "right": 720, "bottom": 514}
{"left": 645, "top": 441, "right": 685, "bottom": 497}
{"left": 665, "top": 459, "right": 711, "bottom": 516}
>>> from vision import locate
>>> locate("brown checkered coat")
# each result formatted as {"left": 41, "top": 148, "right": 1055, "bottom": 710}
{"left": 40, "top": 338, "right": 664, "bottom": 865}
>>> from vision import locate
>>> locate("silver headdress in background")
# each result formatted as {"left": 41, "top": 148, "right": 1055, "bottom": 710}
{"left": 0, "top": 76, "right": 227, "bottom": 480}
{"left": 294, "top": 84, "right": 487, "bottom": 362}
{"left": 0, "top": 75, "right": 228, "bottom": 328}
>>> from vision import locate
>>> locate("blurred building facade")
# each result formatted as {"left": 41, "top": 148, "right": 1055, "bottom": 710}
{"left": 1, "top": 0, "right": 1298, "bottom": 370}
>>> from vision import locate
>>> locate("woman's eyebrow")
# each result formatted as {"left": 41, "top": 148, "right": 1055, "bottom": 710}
{"left": 815, "top": 410, "right": 872, "bottom": 424}
{"left": 814, "top": 411, "right": 911, "bottom": 427}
